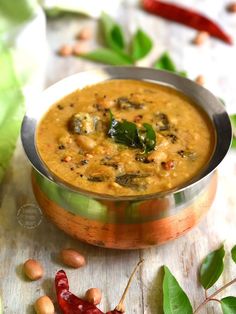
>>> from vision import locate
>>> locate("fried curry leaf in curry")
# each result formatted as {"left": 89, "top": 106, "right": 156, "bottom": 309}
{"left": 138, "top": 123, "right": 156, "bottom": 153}
{"left": 108, "top": 111, "right": 156, "bottom": 153}
{"left": 115, "top": 173, "right": 149, "bottom": 190}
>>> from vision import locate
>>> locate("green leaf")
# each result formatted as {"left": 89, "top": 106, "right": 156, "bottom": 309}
{"left": 108, "top": 112, "right": 156, "bottom": 153}
{"left": 100, "top": 12, "right": 125, "bottom": 53}
{"left": 199, "top": 245, "right": 225, "bottom": 289}
{"left": 231, "top": 245, "right": 236, "bottom": 263}
{"left": 154, "top": 52, "right": 187, "bottom": 77}
{"left": 163, "top": 266, "right": 193, "bottom": 314}
{"left": 154, "top": 52, "right": 177, "bottom": 72}
{"left": 221, "top": 297, "right": 236, "bottom": 314}
{"left": 80, "top": 48, "right": 133, "bottom": 65}
{"left": 0, "top": 47, "right": 25, "bottom": 183}
{"left": 131, "top": 28, "right": 153, "bottom": 61}
{"left": 230, "top": 114, "right": 236, "bottom": 149}
{"left": 108, "top": 114, "right": 141, "bottom": 148}
{"left": 138, "top": 123, "right": 156, "bottom": 153}
{"left": 0, "top": 0, "right": 38, "bottom": 34}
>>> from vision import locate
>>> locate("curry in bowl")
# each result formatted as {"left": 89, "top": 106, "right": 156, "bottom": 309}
{"left": 36, "top": 79, "right": 215, "bottom": 196}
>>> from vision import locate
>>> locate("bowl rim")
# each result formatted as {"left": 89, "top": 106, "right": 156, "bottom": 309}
{"left": 21, "top": 66, "right": 232, "bottom": 201}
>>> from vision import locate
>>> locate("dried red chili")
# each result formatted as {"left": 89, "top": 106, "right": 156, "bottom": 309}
{"left": 143, "top": 0, "right": 233, "bottom": 45}
{"left": 55, "top": 270, "right": 103, "bottom": 314}
{"left": 55, "top": 260, "right": 143, "bottom": 314}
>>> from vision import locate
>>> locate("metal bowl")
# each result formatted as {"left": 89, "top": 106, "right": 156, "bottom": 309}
{"left": 21, "top": 67, "right": 232, "bottom": 249}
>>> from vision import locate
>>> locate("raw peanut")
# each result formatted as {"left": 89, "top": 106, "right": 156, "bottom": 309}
{"left": 60, "top": 249, "right": 86, "bottom": 268}
{"left": 76, "top": 135, "right": 96, "bottom": 151}
{"left": 85, "top": 288, "right": 102, "bottom": 305}
{"left": 34, "top": 296, "right": 55, "bottom": 314}
{"left": 76, "top": 27, "right": 92, "bottom": 40}
{"left": 73, "top": 42, "right": 88, "bottom": 56}
{"left": 58, "top": 45, "right": 73, "bottom": 57}
{"left": 227, "top": 2, "right": 236, "bottom": 12}
{"left": 192, "top": 31, "right": 209, "bottom": 45}
{"left": 195, "top": 75, "right": 205, "bottom": 86}
{"left": 23, "top": 259, "right": 43, "bottom": 281}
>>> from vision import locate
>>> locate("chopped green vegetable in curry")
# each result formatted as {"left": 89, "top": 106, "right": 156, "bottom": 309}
{"left": 37, "top": 80, "right": 215, "bottom": 196}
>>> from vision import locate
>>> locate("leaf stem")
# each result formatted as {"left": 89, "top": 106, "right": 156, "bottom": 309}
{"left": 208, "top": 298, "right": 221, "bottom": 304}
{"left": 193, "top": 277, "right": 236, "bottom": 313}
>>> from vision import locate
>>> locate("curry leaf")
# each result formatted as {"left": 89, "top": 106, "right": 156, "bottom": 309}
{"left": 100, "top": 12, "right": 125, "bottom": 53}
{"left": 0, "top": 0, "right": 38, "bottom": 33}
{"left": 154, "top": 52, "right": 187, "bottom": 77}
{"left": 80, "top": 48, "right": 132, "bottom": 65}
{"left": 108, "top": 112, "right": 156, "bottom": 153}
{"left": 163, "top": 266, "right": 193, "bottom": 314}
{"left": 221, "top": 297, "right": 236, "bottom": 314}
{"left": 138, "top": 123, "right": 156, "bottom": 153}
{"left": 131, "top": 29, "right": 153, "bottom": 61}
{"left": 199, "top": 245, "right": 225, "bottom": 289}
{"left": 0, "top": 47, "right": 25, "bottom": 183}
{"left": 231, "top": 245, "right": 236, "bottom": 263}
{"left": 108, "top": 114, "right": 141, "bottom": 148}
{"left": 230, "top": 115, "right": 236, "bottom": 149}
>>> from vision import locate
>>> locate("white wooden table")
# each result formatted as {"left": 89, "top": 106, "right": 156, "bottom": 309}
{"left": 1, "top": 1, "right": 236, "bottom": 313}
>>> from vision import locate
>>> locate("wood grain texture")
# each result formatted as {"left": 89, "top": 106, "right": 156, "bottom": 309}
{"left": 1, "top": 1, "right": 236, "bottom": 313}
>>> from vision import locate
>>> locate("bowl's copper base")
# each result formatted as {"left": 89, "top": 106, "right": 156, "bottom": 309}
{"left": 32, "top": 173, "right": 217, "bottom": 249}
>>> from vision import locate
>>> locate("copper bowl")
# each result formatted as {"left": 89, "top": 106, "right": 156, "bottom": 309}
{"left": 21, "top": 67, "right": 232, "bottom": 249}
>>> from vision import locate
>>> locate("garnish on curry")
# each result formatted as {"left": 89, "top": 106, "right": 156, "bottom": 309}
{"left": 36, "top": 79, "right": 215, "bottom": 196}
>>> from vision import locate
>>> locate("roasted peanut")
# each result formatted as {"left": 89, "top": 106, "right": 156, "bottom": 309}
{"left": 60, "top": 249, "right": 86, "bottom": 268}
{"left": 62, "top": 156, "right": 72, "bottom": 162}
{"left": 34, "top": 296, "right": 55, "bottom": 314}
{"left": 85, "top": 288, "right": 102, "bottom": 305}
{"left": 227, "top": 2, "right": 236, "bottom": 12}
{"left": 195, "top": 75, "right": 205, "bottom": 86}
{"left": 23, "top": 259, "right": 43, "bottom": 281}
{"left": 58, "top": 45, "right": 73, "bottom": 57}
{"left": 76, "top": 27, "right": 92, "bottom": 40}
{"left": 192, "top": 31, "right": 209, "bottom": 45}
{"left": 161, "top": 160, "right": 175, "bottom": 170}
{"left": 76, "top": 135, "right": 96, "bottom": 151}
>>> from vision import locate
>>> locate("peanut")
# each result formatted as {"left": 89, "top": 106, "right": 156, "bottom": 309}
{"left": 73, "top": 42, "right": 88, "bottom": 56}
{"left": 62, "top": 156, "right": 72, "bottom": 162}
{"left": 34, "top": 296, "right": 55, "bottom": 314}
{"left": 192, "top": 31, "right": 209, "bottom": 45}
{"left": 60, "top": 249, "right": 86, "bottom": 268}
{"left": 227, "top": 2, "right": 236, "bottom": 12}
{"left": 85, "top": 288, "right": 102, "bottom": 305}
{"left": 195, "top": 75, "right": 205, "bottom": 86}
{"left": 76, "top": 135, "right": 96, "bottom": 151}
{"left": 76, "top": 27, "right": 92, "bottom": 40}
{"left": 23, "top": 259, "right": 43, "bottom": 281}
{"left": 58, "top": 45, "right": 73, "bottom": 57}
{"left": 161, "top": 160, "right": 175, "bottom": 170}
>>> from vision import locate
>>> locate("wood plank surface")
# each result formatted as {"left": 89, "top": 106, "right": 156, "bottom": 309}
{"left": 1, "top": 1, "right": 236, "bottom": 313}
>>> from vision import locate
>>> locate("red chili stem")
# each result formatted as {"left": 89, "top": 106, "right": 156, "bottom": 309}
{"left": 143, "top": 0, "right": 233, "bottom": 45}
{"left": 115, "top": 259, "right": 144, "bottom": 313}
{"left": 55, "top": 261, "right": 143, "bottom": 314}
